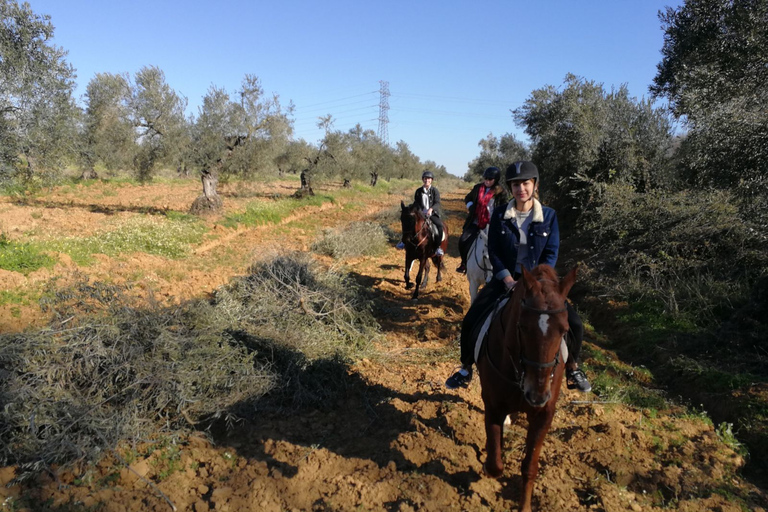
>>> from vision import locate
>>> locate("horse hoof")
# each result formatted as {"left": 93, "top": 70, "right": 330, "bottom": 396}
{"left": 482, "top": 463, "right": 503, "bottom": 479}
{"left": 405, "top": 283, "right": 414, "bottom": 290}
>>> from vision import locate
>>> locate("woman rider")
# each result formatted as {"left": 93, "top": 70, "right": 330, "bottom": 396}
{"left": 445, "top": 161, "right": 591, "bottom": 393}
{"left": 397, "top": 170, "right": 445, "bottom": 256}
{"left": 456, "top": 166, "right": 508, "bottom": 274}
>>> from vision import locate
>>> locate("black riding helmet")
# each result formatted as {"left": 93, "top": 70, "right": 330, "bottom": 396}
{"left": 482, "top": 166, "right": 501, "bottom": 182}
{"left": 422, "top": 170, "right": 434, "bottom": 179}
{"left": 505, "top": 161, "right": 539, "bottom": 184}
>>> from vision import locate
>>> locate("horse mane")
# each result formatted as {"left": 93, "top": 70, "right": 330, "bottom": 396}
{"left": 519, "top": 264, "right": 566, "bottom": 311}
{"left": 529, "top": 264, "right": 558, "bottom": 282}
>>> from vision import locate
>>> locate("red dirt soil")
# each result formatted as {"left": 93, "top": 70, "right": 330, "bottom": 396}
{"left": 0, "top": 179, "right": 765, "bottom": 511}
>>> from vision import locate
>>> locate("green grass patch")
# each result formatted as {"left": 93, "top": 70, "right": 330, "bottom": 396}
{"left": 50, "top": 216, "right": 207, "bottom": 264}
{"left": 0, "top": 234, "right": 56, "bottom": 274}
{"left": 222, "top": 194, "right": 334, "bottom": 228}
{"left": 0, "top": 289, "right": 38, "bottom": 307}
{"left": 614, "top": 299, "right": 699, "bottom": 345}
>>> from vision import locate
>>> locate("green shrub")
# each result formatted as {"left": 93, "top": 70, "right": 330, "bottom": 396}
{"left": 581, "top": 184, "right": 767, "bottom": 325}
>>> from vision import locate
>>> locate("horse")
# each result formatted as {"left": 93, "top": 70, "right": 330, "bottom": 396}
{"left": 476, "top": 264, "right": 577, "bottom": 512}
{"left": 466, "top": 227, "right": 493, "bottom": 303}
{"left": 400, "top": 201, "right": 448, "bottom": 301}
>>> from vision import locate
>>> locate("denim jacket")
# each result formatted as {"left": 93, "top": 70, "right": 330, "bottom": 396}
{"left": 487, "top": 198, "right": 560, "bottom": 281}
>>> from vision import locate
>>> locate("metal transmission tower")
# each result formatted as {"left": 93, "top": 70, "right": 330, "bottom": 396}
{"left": 377, "top": 80, "right": 390, "bottom": 145}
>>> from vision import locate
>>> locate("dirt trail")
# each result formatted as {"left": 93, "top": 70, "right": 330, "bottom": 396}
{"left": 0, "top": 180, "right": 765, "bottom": 511}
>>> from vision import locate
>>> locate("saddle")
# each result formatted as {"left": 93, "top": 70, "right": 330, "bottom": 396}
{"left": 424, "top": 217, "right": 442, "bottom": 241}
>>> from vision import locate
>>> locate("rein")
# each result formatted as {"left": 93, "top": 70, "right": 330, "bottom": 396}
{"left": 483, "top": 293, "right": 567, "bottom": 391}
{"left": 405, "top": 212, "right": 434, "bottom": 250}
{"left": 469, "top": 235, "right": 492, "bottom": 276}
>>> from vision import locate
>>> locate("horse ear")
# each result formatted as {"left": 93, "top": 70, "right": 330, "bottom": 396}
{"left": 559, "top": 266, "right": 578, "bottom": 297}
{"left": 401, "top": 200, "right": 406, "bottom": 210}
{"left": 521, "top": 267, "right": 541, "bottom": 294}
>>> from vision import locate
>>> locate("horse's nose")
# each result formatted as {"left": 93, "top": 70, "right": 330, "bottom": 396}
{"left": 525, "top": 390, "right": 551, "bottom": 408}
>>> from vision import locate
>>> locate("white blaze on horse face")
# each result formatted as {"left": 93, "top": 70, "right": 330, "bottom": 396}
{"left": 538, "top": 314, "right": 550, "bottom": 337}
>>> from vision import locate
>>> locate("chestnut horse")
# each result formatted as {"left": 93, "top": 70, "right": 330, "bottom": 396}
{"left": 477, "top": 264, "right": 577, "bottom": 512}
{"left": 400, "top": 201, "right": 448, "bottom": 300}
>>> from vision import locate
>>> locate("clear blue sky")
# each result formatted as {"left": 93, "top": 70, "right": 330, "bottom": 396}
{"left": 29, "top": 0, "right": 679, "bottom": 177}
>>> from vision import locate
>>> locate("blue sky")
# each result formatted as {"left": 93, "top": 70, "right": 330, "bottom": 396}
{"left": 29, "top": 0, "right": 680, "bottom": 177}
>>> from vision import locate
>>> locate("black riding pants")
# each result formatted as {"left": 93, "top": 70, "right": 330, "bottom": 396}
{"left": 458, "top": 224, "right": 480, "bottom": 265}
{"left": 459, "top": 278, "right": 584, "bottom": 368}
{"left": 430, "top": 215, "right": 444, "bottom": 240}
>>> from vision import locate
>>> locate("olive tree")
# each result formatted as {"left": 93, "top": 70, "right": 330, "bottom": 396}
{"left": 0, "top": 0, "right": 79, "bottom": 185}
{"left": 129, "top": 66, "right": 188, "bottom": 182}
{"left": 651, "top": 0, "right": 768, "bottom": 210}
{"left": 465, "top": 133, "right": 529, "bottom": 182}
{"left": 82, "top": 72, "right": 134, "bottom": 175}
{"left": 188, "top": 75, "right": 293, "bottom": 213}
{"left": 514, "top": 74, "right": 672, "bottom": 211}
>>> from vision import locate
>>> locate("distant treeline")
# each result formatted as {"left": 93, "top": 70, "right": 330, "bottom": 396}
{"left": 0, "top": 1, "right": 447, "bottom": 197}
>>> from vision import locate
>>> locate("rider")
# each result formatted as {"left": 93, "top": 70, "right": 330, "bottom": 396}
{"left": 445, "top": 161, "right": 592, "bottom": 393}
{"left": 397, "top": 170, "right": 445, "bottom": 256}
{"left": 456, "top": 166, "right": 508, "bottom": 274}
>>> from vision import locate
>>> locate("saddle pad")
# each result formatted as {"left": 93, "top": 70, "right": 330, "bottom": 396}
{"left": 474, "top": 298, "right": 509, "bottom": 363}
{"left": 473, "top": 298, "right": 569, "bottom": 365}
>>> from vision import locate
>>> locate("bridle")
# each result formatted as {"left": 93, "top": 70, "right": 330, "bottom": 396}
{"left": 469, "top": 233, "right": 492, "bottom": 277}
{"left": 483, "top": 295, "right": 567, "bottom": 392}
{"left": 403, "top": 210, "right": 433, "bottom": 250}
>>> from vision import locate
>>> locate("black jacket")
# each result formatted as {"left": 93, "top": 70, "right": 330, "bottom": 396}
{"left": 414, "top": 186, "right": 442, "bottom": 217}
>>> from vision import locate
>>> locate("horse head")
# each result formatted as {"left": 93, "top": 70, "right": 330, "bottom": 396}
{"left": 515, "top": 265, "right": 577, "bottom": 408}
{"left": 400, "top": 201, "right": 427, "bottom": 240}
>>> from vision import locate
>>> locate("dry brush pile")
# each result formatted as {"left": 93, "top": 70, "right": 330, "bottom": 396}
{"left": 0, "top": 252, "right": 379, "bottom": 480}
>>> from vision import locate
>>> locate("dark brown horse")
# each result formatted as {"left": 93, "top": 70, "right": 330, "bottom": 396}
{"left": 400, "top": 201, "right": 448, "bottom": 300}
{"left": 477, "top": 264, "right": 577, "bottom": 512}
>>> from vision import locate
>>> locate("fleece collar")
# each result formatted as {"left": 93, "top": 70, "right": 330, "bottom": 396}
{"left": 503, "top": 198, "right": 544, "bottom": 223}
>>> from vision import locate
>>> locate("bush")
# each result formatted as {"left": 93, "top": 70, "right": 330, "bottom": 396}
{"left": 311, "top": 221, "right": 389, "bottom": 259}
{"left": 580, "top": 184, "right": 767, "bottom": 324}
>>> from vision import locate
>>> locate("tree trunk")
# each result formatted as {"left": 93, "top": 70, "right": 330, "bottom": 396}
{"left": 190, "top": 169, "right": 223, "bottom": 215}
{"left": 79, "top": 168, "right": 99, "bottom": 180}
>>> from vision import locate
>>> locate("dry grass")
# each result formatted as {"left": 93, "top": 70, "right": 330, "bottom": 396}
{"left": 0, "top": 252, "right": 379, "bottom": 479}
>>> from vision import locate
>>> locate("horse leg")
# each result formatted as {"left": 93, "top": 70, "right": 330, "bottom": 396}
{"left": 483, "top": 408, "right": 507, "bottom": 478}
{"left": 434, "top": 254, "right": 443, "bottom": 282}
{"left": 420, "top": 259, "right": 431, "bottom": 290}
{"left": 519, "top": 411, "right": 556, "bottom": 512}
{"left": 404, "top": 253, "right": 414, "bottom": 290}
{"left": 412, "top": 258, "right": 425, "bottom": 300}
